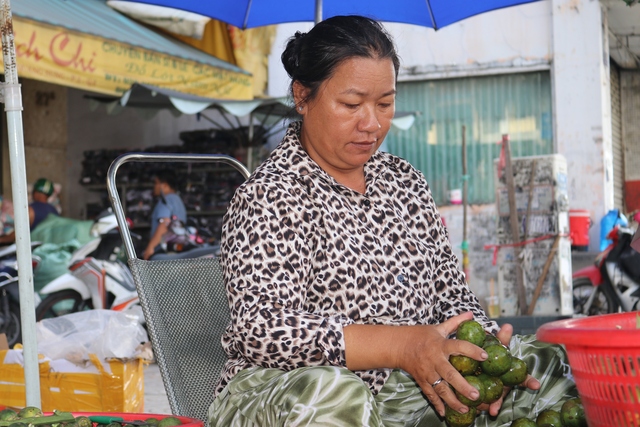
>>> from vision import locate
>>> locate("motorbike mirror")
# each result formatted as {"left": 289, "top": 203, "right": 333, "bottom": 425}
{"left": 31, "top": 255, "right": 41, "bottom": 271}
{"left": 606, "top": 226, "right": 620, "bottom": 241}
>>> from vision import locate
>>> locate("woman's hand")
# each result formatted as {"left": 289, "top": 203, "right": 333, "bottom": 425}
{"left": 344, "top": 313, "right": 539, "bottom": 417}
{"left": 394, "top": 311, "right": 489, "bottom": 417}
{"left": 476, "top": 322, "right": 541, "bottom": 416}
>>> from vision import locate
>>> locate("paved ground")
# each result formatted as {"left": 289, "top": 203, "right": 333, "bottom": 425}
{"left": 143, "top": 362, "right": 172, "bottom": 414}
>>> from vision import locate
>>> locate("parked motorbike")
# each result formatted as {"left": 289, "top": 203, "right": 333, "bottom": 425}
{"left": 572, "top": 224, "right": 640, "bottom": 315}
{"left": 35, "top": 209, "right": 142, "bottom": 321}
{"left": 0, "top": 242, "right": 41, "bottom": 347}
{"left": 149, "top": 215, "right": 219, "bottom": 259}
{"left": 35, "top": 209, "right": 219, "bottom": 320}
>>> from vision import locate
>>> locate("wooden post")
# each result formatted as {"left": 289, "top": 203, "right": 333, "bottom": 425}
{"left": 527, "top": 235, "right": 561, "bottom": 315}
{"left": 502, "top": 134, "right": 528, "bottom": 315}
{"left": 524, "top": 159, "right": 537, "bottom": 240}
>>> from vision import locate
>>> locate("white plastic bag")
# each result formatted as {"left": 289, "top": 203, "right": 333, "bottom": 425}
{"left": 36, "top": 309, "right": 148, "bottom": 362}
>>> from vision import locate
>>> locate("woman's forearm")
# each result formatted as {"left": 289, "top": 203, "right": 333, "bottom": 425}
{"left": 343, "top": 323, "right": 409, "bottom": 371}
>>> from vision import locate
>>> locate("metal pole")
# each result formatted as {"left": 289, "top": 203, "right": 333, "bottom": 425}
{"left": 1, "top": 0, "right": 41, "bottom": 406}
{"left": 315, "top": 0, "right": 323, "bottom": 24}
{"left": 248, "top": 113, "right": 254, "bottom": 172}
{"left": 461, "top": 126, "right": 469, "bottom": 280}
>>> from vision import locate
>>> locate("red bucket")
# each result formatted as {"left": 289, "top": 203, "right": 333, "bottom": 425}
{"left": 569, "top": 209, "right": 591, "bottom": 251}
{"left": 537, "top": 312, "right": 640, "bottom": 427}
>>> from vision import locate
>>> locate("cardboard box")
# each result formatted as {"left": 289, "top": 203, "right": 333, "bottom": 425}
{"left": 0, "top": 334, "right": 8, "bottom": 351}
{"left": 0, "top": 350, "right": 144, "bottom": 412}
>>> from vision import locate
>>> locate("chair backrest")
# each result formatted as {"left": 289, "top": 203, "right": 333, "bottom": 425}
{"left": 106, "top": 153, "right": 250, "bottom": 422}
{"left": 129, "top": 256, "right": 228, "bottom": 421}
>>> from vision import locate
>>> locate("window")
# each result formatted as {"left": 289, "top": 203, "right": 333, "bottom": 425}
{"left": 385, "top": 72, "right": 553, "bottom": 205}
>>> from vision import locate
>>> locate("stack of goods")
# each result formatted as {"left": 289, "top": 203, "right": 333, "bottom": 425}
{"left": 79, "top": 129, "right": 249, "bottom": 241}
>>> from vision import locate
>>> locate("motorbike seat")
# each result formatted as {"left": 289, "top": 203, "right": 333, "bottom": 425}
{"left": 150, "top": 245, "right": 220, "bottom": 261}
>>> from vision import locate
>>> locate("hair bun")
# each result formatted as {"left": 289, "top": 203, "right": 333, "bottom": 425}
{"left": 292, "top": 31, "right": 307, "bottom": 68}
{"left": 281, "top": 31, "right": 306, "bottom": 78}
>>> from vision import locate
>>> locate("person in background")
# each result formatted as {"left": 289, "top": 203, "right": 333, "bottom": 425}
{"left": 0, "top": 178, "right": 58, "bottom": 245}
{"left": 208, "top": 15, "right": 577, "bottom": 426}
{"left": 0, "top": 195, "right": 14, "bottom": 240}
{"left": 30, "top": 178, "right": 59, "bottom": 229}
{"left": 142, "top": 169, "right": 187, "bottom": 260}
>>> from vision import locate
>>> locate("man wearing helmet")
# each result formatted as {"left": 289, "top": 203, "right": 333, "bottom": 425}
{"left": 29, "top": 178, "right": 59, "bottom": 229}
{"left": 0, "top": 177, "right": 59, "bottom": 244}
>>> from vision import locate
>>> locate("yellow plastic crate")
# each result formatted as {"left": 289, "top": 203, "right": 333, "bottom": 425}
{"left": 0, "top": 350, "right": 144, "bottom": 412}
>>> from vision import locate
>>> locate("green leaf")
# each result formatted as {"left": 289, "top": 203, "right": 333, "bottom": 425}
{"left": 636, "top": 313, "right": 640, "bottom": 329}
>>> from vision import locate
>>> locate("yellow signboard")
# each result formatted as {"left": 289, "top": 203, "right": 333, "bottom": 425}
{"left": 6, "top": 18, "right": 253, "bottom": 100}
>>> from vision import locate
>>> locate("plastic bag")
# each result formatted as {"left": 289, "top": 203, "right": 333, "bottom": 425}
{"left": 160, "top": 215, "right": 202, "bottom": 253}
{"left": 32, "top": 240, "right": 82, "bottom": 292}
{"left": 162, "top": 215, "right": 191, "bottom": 245}
{"left": 30, "top": 214, "right": 95, "bottom": 245}
{"left": 36, "top": 309, "right": 148, "bottom": 362}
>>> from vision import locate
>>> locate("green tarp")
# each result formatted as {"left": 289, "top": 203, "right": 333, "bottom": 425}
{"left": 31, "top": 214, "right": 96, "bottom": 292}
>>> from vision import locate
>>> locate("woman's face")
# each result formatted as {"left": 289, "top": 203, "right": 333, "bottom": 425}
{"left": 295, "top": 56, "right": 396, "bottom": 178}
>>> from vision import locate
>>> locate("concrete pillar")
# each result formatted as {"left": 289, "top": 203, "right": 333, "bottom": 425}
{"left": 551, "top": 0, "right": 613, "bottom": 250}
{"left": 621, "top": 71, "right": 640, "bottom": 212}
{"left": 2, "top": 79, "right": 68, "bottom": 213}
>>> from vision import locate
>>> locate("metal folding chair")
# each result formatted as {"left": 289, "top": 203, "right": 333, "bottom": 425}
{"left": 107, "top": 153, "right": 249, "bottom": 422}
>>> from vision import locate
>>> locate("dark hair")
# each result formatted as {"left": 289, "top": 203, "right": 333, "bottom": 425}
{"left": 153, "top": 169, "right": 180, "bottom": 190}
{"left": 281, "top": 15, "right": 400, "bottom": 104}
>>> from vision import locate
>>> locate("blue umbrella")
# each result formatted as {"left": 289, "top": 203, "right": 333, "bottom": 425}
{"left": 117, "top": 0, "right": 542, "bottom": 30}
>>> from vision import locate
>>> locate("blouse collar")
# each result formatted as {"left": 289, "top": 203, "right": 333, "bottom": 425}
{"left": 268, "top": 121, "right": 388, "bottom": 191}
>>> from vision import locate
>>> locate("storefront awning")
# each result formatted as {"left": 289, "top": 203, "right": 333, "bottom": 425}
{"left": 86, "top": 85, "right": 417, "bottom": 164}
{"left": 88, "top": 83, "right": 290, "bottom": 116}
{"left": 6, "top": 0, "right": 253, "bottom": 100}
{"left": 86, "top": 83, "right": 418, "bottom": 131}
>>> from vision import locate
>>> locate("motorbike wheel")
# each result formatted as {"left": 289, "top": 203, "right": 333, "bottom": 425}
{"left": 572, "top": 277, "right": 615, "bottom": 315}
{"left": 35, "top": 290, "right": 93, "bottom": 321}
{"left": 0, "top": 302, "right": 21, "bottom": 347}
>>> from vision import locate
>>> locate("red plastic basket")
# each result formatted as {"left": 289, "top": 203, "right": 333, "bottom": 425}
{"left": 537, "top": 312, "right": 640, "bottom": 427}
{"left": 74, "top": 413, "right": 203, "bottom": 427}
{"left": 28, "top": 413, "right": 203, "bottom": 427}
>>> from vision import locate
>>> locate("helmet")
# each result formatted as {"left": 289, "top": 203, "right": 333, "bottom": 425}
{"left": 33, "top": 178, "right": 54, "bottom": 196}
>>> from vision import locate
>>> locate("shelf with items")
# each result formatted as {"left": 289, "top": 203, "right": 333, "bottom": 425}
{"left": 84, "top": 169, "right": 244, "bottom": 240}
{"left": 79, "top": 129, "right": 253, "bottom": 241}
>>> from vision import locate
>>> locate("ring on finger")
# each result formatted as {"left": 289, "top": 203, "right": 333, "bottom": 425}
{"left": 431, "top": 377, "right": 445, "bottom": 388}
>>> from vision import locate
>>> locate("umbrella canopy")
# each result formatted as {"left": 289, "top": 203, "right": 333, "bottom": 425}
{"left": 118, "top": 0, "right": 542, "bottom": 30}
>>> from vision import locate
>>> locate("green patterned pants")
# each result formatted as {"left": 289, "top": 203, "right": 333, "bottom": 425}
{"left": 208, "top": 335, "right": 577, "bottom": 427}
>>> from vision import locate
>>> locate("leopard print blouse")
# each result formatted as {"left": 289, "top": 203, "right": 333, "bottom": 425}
{"left": 216, "top": 121, "right": 497, "bottom": 396}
